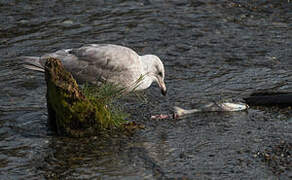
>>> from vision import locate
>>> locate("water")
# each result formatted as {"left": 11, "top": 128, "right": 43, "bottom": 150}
{"left": 0, "top": 0, "right": 291, "bottom": 179}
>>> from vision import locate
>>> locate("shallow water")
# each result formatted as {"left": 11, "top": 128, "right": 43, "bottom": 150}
{"left": 0, "top": 0, "right": 291, "bottom": 179}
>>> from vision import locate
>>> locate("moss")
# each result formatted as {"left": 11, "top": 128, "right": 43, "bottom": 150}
{"left": 81, "top": 84, "right": 129, "bottom": 129}
{"left": 44, "top": 58, "right": 130, "bottom": 137}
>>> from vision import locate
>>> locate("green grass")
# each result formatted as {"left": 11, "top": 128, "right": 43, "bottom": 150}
{"left": 81, "top": 83, "right": 129, "bottom": 130}
{"left": 80, "top": 75, "right": 148, "bottom": 130}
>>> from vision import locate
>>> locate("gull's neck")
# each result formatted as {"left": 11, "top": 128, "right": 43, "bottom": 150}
{"left": 141, "top": 54, "right": 157, "bottom": 73}
{"left": 136, "top": 55, "right": 156, "bottom": 90}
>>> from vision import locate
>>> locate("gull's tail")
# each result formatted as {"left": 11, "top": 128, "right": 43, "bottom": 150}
{"left": 22, "top": 56, "right": 45, "bottom": 72}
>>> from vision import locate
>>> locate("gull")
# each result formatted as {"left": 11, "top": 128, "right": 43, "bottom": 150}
{"left": 22, "top": 44, "right": 167, "bottom": 95}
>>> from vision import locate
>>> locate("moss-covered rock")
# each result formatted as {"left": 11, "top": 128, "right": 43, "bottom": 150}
{"left": 45, "top": 58, "right": 104, "bottom": 137}
{"left": 44, "top": 58, "right": 143, "bottom": 137}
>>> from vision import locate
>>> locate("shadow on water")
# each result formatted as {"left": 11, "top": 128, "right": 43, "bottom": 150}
{"left": 0, "top": 0, "right": 291, "bottom": 179}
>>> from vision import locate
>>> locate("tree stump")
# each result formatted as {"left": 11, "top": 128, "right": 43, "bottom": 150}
{"left": 45, "top": 58, "right": 102, "bottom": 137}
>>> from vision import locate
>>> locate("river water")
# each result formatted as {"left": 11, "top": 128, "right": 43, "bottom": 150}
{"left": 0, "top": 0, "right": 291, "bottom": 179}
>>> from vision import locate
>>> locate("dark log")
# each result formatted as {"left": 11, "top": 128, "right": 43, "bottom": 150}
{"left": 244, "top": 92, "right": 292, "bottom": 107}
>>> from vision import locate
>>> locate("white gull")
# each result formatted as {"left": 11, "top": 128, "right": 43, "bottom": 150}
{"left": 22, "top": 44, "right": 167, "bottom": 95}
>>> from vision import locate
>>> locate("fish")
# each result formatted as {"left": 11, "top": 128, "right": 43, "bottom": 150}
{"left": 174, "top": 102, "right": 248, "bottom": 117}
{"left": 151, "top": 102, "right": 249, "bottom": 120}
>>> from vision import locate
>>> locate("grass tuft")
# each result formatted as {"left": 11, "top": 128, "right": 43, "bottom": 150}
{"left": 81, "top": 83, "right": 129, "bottom": 130}
{"left": 80, "top": 75, "right": 147, "bottom": 131}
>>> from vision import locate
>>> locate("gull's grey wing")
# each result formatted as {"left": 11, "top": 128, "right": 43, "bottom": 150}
{"left": 40, "top": 49, "right": 87, "bottom": 73}
{"left": 70, "top": 44, "right": 141, "bottom": 72}
{"left": 39, "top": 44, "right": 143, "bottom": 85}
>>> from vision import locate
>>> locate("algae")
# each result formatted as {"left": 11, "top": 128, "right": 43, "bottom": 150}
{"left": 44, "top": 58, "right": 131, "bottom": 137}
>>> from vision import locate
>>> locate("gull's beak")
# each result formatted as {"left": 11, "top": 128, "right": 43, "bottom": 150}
{"left": 159, "top": 80, "right": 167, "bottom": 96}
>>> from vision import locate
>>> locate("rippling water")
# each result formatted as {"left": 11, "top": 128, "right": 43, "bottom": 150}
{"left": 0, "top": 0, "right": 291, "bottom": 179}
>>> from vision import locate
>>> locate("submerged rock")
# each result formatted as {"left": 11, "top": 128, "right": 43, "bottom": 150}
{"left": 255, "top": 140, "right": 292, "bottom": 176}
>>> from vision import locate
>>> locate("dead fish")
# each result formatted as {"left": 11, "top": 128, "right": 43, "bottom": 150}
{"left": 151, "top": 102, "right": 248, "bottom": 120}
{"left": 174, "top": 102, "right": 248, "bottom": 117}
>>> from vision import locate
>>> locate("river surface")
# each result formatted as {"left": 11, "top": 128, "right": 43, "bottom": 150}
{"left": 0, "top": 0, "right": 291, "bottom": 179}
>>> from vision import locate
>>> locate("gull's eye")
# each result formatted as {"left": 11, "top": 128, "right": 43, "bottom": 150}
{"left": 158, "top": 71, "right": 163, "bottom": 77}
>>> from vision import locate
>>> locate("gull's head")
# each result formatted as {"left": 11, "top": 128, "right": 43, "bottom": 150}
{"left": 141, "top": 54, "right": 167, "bottom": 96}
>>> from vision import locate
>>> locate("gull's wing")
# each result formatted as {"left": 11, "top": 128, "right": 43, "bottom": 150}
{"left": 70, "top": 44, "right": 141, "bottom": 71}
{"left": 40, "top": 44, "right": 142, "bottom": 85}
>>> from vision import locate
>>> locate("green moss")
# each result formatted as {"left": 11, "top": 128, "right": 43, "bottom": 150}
{"left": 81, "top": 83, "right": 128, "bottom": 129}
{"left": 45, "top": 58, "right": 129, "bottom": 137}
